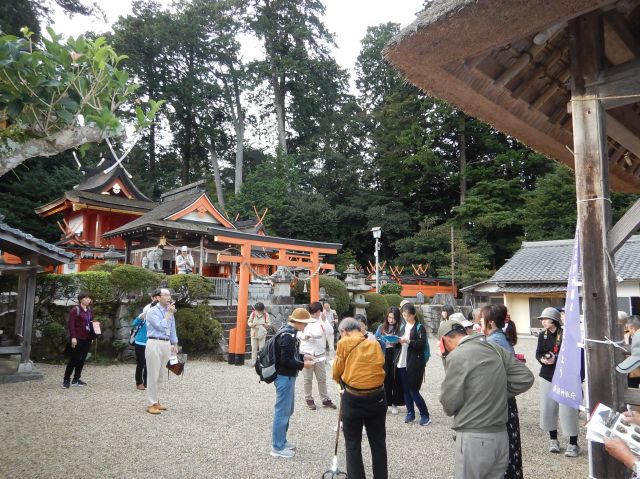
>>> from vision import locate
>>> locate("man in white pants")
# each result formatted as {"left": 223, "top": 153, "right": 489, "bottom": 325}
{"left": 299, "top": 302, "right": 337, "bottom": 410}
{"left": 144, "top": 288, "right": 179, "bottom": 414}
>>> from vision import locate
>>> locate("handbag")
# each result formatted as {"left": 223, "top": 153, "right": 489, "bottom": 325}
{"left": 167, "top": 353, "right": 187, "bottom": 377}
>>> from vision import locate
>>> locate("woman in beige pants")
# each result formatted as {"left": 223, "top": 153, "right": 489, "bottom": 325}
{"left": 248, "top": 302, "right": 270, "bottom": 365}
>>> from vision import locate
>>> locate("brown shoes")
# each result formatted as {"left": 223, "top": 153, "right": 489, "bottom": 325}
{"left": 136, "top": 384, "right": 146, "bottom": 390}
{"left": 154, "top": 403, "right": 167, "bottom": 411}
{"left": 146, "top": 405, "right": 161, "bottom": 414}
{"left": 306, "top": 399, "right": 317, "bottom": 410}
{"left": 322, "top": 399, "right": 337, "bottom": 409}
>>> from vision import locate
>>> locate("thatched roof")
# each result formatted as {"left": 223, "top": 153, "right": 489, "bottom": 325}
{"left": 385, "top": 0, "right": 640, "bottom": 192}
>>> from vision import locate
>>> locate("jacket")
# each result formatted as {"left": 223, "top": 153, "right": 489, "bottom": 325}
{"left": 394, "top": 322, "right": 427, "bottom": 391}
{"left": 298, "top": 319, "right": 334, "bottom": 356}
{"left": 535, "top": 327, "right": 562, "bottom": 382}
{"left": 275, "top": 325, "right": 304, "bottom": 377}
{"left": 332, "top": 332, "right": 385, "bottom": 390}
{"left": 68, "top": 306, "right": 92, "bottom": 341}
{"left": 131, "top": 316, "right": 147, "bottom": 346}
{"left": 440, "top": 334, "right": 534, "bottom": 433}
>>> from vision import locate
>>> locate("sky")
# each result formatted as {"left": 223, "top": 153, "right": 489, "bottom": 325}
{"left": 50, "top": 0, "right": 424, "bottom": 88}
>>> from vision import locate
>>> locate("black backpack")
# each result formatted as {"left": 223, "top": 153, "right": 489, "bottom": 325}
{"left": 255, "top": 328, "right": 291, "bottom": 383}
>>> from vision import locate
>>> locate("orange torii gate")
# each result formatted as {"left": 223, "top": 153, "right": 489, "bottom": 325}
{"left": 209, "top": 227, "right": 341, "bottom": 365}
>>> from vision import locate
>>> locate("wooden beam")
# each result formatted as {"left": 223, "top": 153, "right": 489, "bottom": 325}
{"left": 216, "top": 254, "right": 335, "bottom": 270}
{"left": 569, "top": 12, "right": 628, "bottom": 477}
{"left": 592, "top": 58, "right": 640, "bottom": 109}
{"left": 605, "top": 113, "right": 640, "bottom": 161}
{"left": 20, "top": 271, "right": 36, "bottom": 363}
{"left": 530, "top": 70, "right": 570, "bottom": 110}
{"left": 604, "top": 10, "right": 640, "bottom": 58}
{"left": 495, "top": 41, "right": 548, "bottom": 87}
{"left": 608, "top": 197, "right": 640, "bottom": 254}
{"left": 624, "top": 386, "right": 640, "bottom": 405}
{"left": 213, "top": 235, "right": 338, "bottom": 255}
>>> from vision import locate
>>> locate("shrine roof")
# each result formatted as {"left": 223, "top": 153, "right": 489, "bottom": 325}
{"left": 74, "top": 162, "right": 152, "bottom": 201}
{"left": 103, "top": 182, "right": 233, "bottom": 238}
{"left": 0, "top": 215, "right": 75, "bottom": 265}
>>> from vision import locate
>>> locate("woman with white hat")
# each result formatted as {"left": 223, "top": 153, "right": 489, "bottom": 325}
{"left": 536, "top": 307, "right": 580, "bottom": 458}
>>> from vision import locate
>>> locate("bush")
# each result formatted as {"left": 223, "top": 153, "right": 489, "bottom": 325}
{"left": 383, "top": 293, "right": 403, "bottom": 307}
{"left": 110, "top": 264, "right": 162, "bottom": 298}
{"left": 40, "top": 321, "right": 67, "bottom": 352}
{"left": 363, "top": 292, "right": 389, "bottom": 324}
{"left": 36, "top": 273, "right": 77, "bottom": 305}
{"left": 380, "top": 283, "right": 402, "bottom": 295}
{"left": 293, "top": 276, "right": 350, "bottom": 315}
{"left": 75, "top": 271, "right": 115, "bottom": 303}
{"left": 87, "top": 263, "right": 120, "bottom": 273}
{"left": 175, "top": 305, "right": 223, "bottom": 353}
{"left": 167, "top": 274, "right": 213, "bottom": 304}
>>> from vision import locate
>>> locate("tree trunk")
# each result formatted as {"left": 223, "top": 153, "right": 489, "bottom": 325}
{"left": 232, "top": 74, "right": 245, "bottom": 194}
{"left": 209, "top": 135, "right": 225, "bottom": 210}
{"left": 458, "top": 112, "right": 467, "bottom": 204}
{"left": 272, "top": 73, "right": 287, "bottom": 154}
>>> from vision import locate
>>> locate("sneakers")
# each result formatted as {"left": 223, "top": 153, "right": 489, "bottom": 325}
{"left": 270, "top": 448, "right": 295, "bottom": 458}
{"left": 565, "top": 444, "right": 580, "bottom": 457}
{"left": 391, "top": 405, "right": 399, "bottom": 415}
{"left": 404, "top": 413, "right": 416, "bottom": 423}
{"left": 322, "top": 399, "right": 337, "bottom": 409}
{"left": 549, "top": 439, "right": 560, "bottom": 453}
{"left": 154, "top": 403, "right": 167, "bottom": 411}
{"left": 306, "top": 399, "right": 317, "bottom": 410}
{"left": 71, "top": 379, "right": 87, "bottom": 387}
{"left": 62, "top": 380, "right": 70, "bottom": 389}
{"left": 284, "top": 441, "right": 296, "bottom": 451}
{"left": 146, "top": 405, "right": 162, "bottom": 414}
{"left": 420, "top": 416, "right": 432, "bottom": 426}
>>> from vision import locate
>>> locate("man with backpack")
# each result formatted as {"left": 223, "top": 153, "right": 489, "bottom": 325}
{"left": 270, "top": 308, "right": 315, "bottom": 458}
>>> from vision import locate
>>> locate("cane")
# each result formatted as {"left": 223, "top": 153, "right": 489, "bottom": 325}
{"left": 322, "top": 391, "right": 348, "bottom": 479}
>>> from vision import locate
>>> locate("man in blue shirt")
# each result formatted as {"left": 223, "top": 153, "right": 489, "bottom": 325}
{"left": 144, "top": 288, "right": 179, "bottom": 414}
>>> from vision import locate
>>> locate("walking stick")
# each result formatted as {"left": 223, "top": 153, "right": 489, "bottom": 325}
{"left": 322, "top": 391, "right": 348, "bottom": 479}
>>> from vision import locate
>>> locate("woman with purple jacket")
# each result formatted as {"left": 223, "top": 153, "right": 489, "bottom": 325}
{"left": 62, "top": 292, "right": 94, "bottom": 388}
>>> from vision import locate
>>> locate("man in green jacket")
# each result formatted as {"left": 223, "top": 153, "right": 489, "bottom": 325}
{"left": 438, "top": 320, "right": 534, "bottom": 479}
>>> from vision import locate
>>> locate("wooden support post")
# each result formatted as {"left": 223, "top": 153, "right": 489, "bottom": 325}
{"left": 124, "top": 239, "right": 131, "bottom": 265}
{"left": 20, "top": 270, "right": 37, "bottom": 363}
{"left": 608, "top": 198, "right": 640, "bottom": 254}
{"left": 234, "top": 243, "right": 251, "bottom": 365}
{"left": 14, "top": 273, "right": 26, "bottom": 342}
{"left": 199, "top": 236, "right": 204, "bottom": 275}
{"left": 95, "top": 213, "right": 102, "bottom": 247}
{"left": 310, "top": 251, "right": 320, "bottom": 303}
{"left": 569, "top": 13, "right": 627, "bottom": 478}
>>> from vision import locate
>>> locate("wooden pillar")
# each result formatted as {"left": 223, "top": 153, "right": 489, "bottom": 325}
{"left": 233, "top": 242, "right": 251, "bottom": 365}
{"left": 310, "top": 251, "right": 320, "bottom": 303}
{"left": 94, "top": 213, "right": 102, "bottom": 247}
{"left": 569, "top": 13, "right": 627, "bottom": 478}
{"left": 124, "top": 239, "right": 131, "bottom": 265}
{"left": 20, "top": 270, "right": 37, "bottom": 363}
{"left": 199, "top": 236, "right": 204, "bottom": 275}
{"left": 14, "top": 272, "right": 26, "bottom": 342}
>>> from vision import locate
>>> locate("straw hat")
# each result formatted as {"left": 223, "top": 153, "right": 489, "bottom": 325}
{"left": 288, "top": 308, "right": 315, "bottom": 323}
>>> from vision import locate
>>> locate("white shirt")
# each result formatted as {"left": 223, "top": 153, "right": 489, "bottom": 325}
{"left": 298, "top": 320, "right": 333, "bottom": 359}
{"left": 397, "top": 323, "right": 414, "bottom": 368}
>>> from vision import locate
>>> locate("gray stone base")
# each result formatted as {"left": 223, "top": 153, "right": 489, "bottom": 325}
{"left": 0, "top": 368, "right": 43, "bottom": 384}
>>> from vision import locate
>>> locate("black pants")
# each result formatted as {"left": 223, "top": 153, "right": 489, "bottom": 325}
{"left": 135, "top": 344, "right": 147, "bottom": 386}
{"left": 64, "top": 339, "right": 91, "bottom": 381}
{"left": 342, "top": 389, "right": 388, "bottom": 479}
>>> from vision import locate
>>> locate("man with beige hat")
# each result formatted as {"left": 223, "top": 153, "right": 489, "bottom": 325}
{"left": 271, "top": 308, "right": 316, "bottom": 458}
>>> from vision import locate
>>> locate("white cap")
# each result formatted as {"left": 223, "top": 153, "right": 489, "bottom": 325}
{"left": 181, "top": 245, "right": 188, "bottom": 252}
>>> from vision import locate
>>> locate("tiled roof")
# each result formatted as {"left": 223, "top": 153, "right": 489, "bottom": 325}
{"left": 496, "top": 284, "right": 568, "bottom": 294}
{"left": 490, "top": 235, "right": 640, "bottom": 283}
{"left": 69, "top": 191, "right": 156, "bottom": 211}
{"left": 74, "top": 163, "right": 152, "bottom": 202}
{"left": 0, "top": 215, "right": 75, "bottom": 263}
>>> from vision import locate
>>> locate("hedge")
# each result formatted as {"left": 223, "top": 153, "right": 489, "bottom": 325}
{"left": 383, "top": 293, "right": 403, "bottom": 308}
{"left": 175, "top": 305, "right": 223, "bottom": 352}
{"left": 167, "top": 274, "right": 213, "bottom": 304}
{"left": 379, "top": 283, "right": 402, "bottom": 295}
{"left": 363, "top": 292, "right": 389, "bottom": 324}
{"left": 293, "top": 276, "right": 350, "bottom": 315}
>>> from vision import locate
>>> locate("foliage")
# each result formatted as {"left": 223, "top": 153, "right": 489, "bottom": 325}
{"left": 167, "top": 274, "right": 213, "bottom": 305}
{"left": 110, "top": 264, "right": 162, "bottom": 298}
{"left": 35, "top": 273, "right": 77, "bottom": 305}
{"left": 332, "top": 249, "right": 357, "bottom": 275}
{"left": 363, "top": 292, "right": 388, "bottom": 324}
{"left": 175, "top": 305, "right": 222, "bottom": 353}
{"left": 383, "top": 293, "right": 403, "bottom": 307}
{"left": 87, "top": 262, "right": 120, "bottom": 273}
{"left": 379, "top": 283, "right": 402, "bottom": 295}
{"left": 75, "top": 271, "right": 115, "bottom": 303}
{"left": 40, "top": 320, "right": 66, "bottom": 350}
{"left": 292, "top": 276, "right": 350, "bottom": 316}
{"left": 0, "top": 27, "right": 163, "bottom": 171}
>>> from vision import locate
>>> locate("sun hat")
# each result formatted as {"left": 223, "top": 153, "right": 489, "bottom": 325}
{"left": 288, "top": 308, "right": 315, "bottom": 323}
{"left": 460, "top": 319, "right": 474, "bottom": 329}
{"left": 449, "top": 312, "right": 466, "bottom": 322}
{"left": 617, "top": 333, "right": 640, "bottom": 374}
{"left": 537, "top": 307, "right": 562, "bottom": 324}
{"left": 181, "top": 245, "right": 188, "bottom": 252}
{"left": 437, "top": 319, "right": 465, "bottom": 339}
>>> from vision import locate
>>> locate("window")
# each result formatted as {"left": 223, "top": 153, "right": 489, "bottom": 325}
{"left": 529, "top": 297, "right": 565, "bottom": 329}
{"left": 617, "top": 297, "right": 631, "bottom": 315}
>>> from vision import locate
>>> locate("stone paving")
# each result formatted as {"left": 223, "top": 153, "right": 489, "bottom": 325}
{"left": 0, "top": 337, "right": 589, "bottom": 478}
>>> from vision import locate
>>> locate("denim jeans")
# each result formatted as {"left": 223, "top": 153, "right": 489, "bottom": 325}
{"left": 397, "top": 367, "right": 429, "bottom": 419}
{"left": 272, "top": 374, "right": 296, "bottom": 450}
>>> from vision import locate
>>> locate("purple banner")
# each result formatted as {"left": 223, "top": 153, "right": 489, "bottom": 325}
{"left": 550, "top": 229, "right": 583, "bottom": 409}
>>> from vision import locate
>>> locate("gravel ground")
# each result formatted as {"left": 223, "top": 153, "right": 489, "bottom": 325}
{"left": 0, "top": 337, "right": 588, "bottom": 479}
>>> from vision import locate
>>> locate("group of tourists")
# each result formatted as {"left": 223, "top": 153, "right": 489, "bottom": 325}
{"left": 62, "top": 288, "right": 180, "bottom": 415}
{"left": 265, "top": 298, "right": 599, "bottom": 479}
